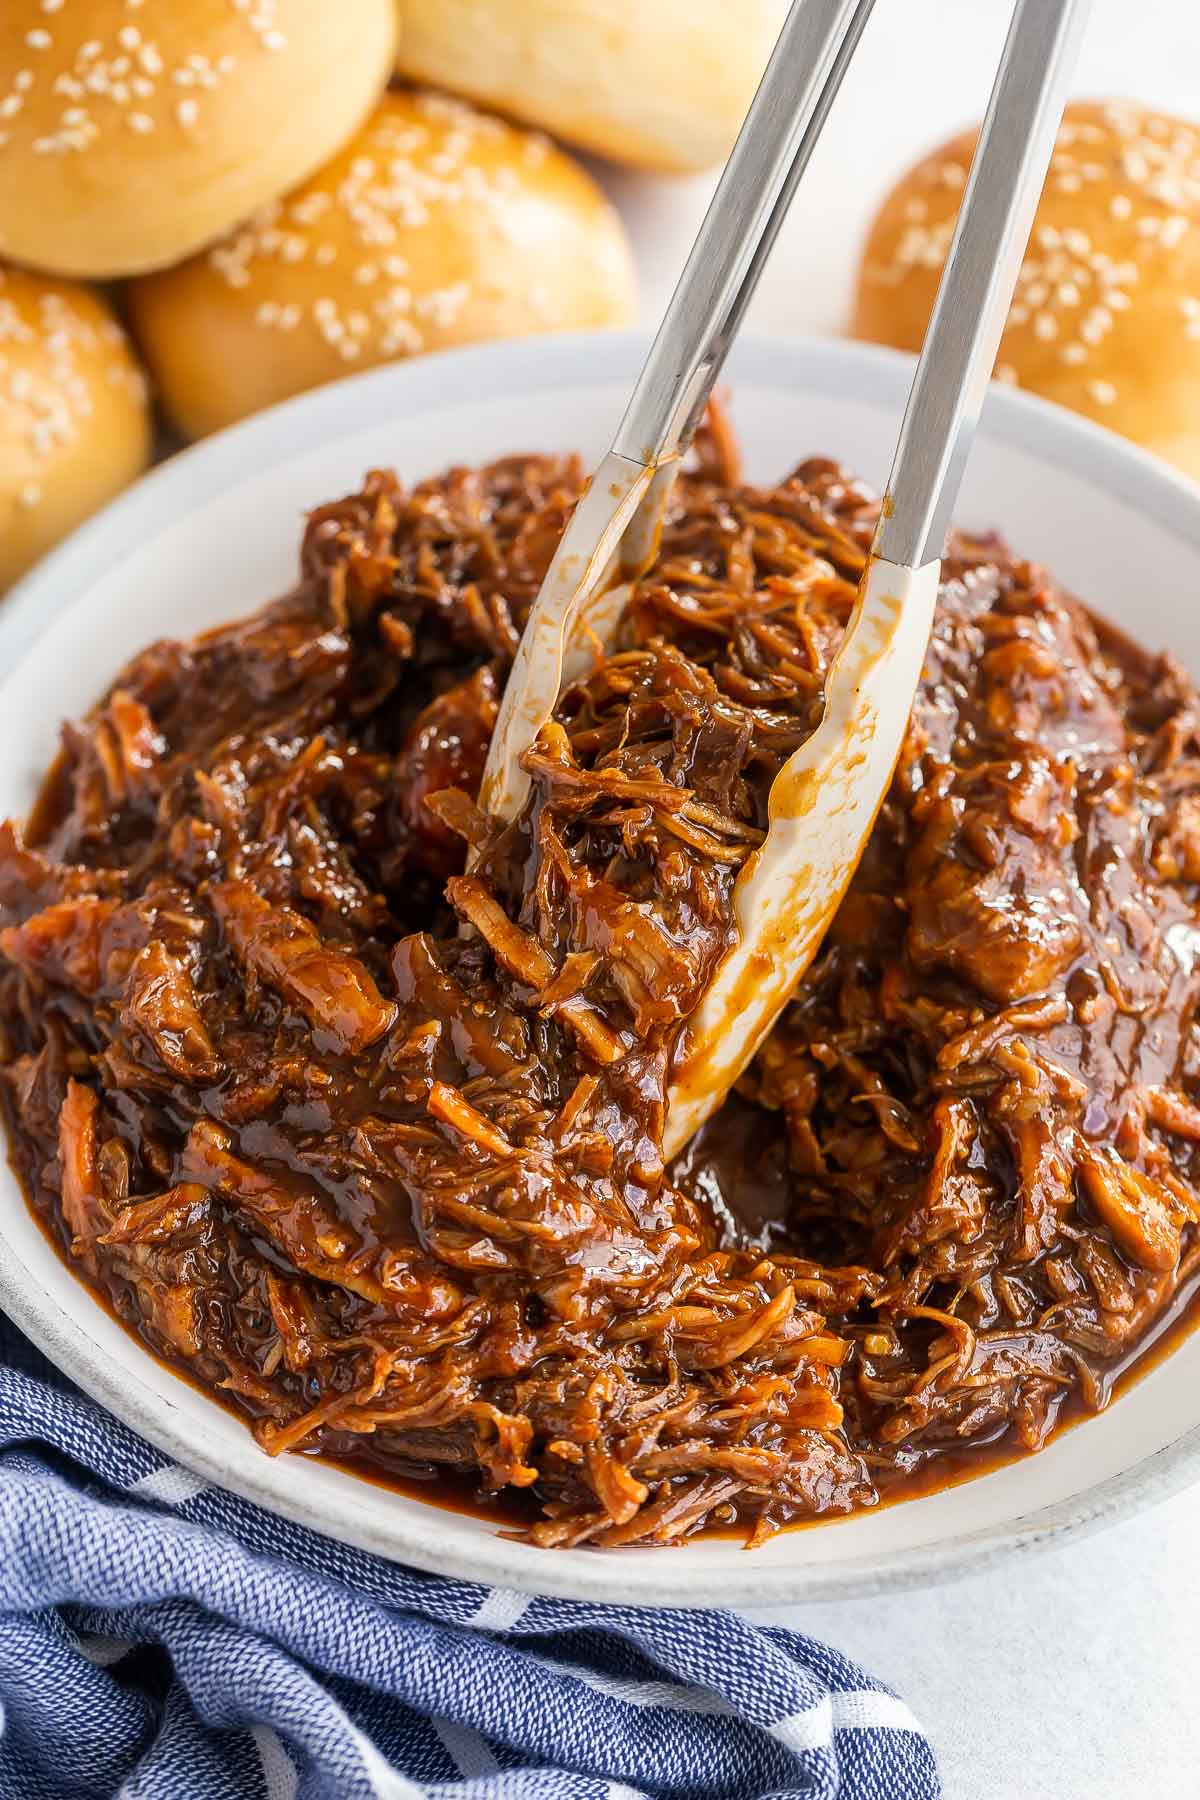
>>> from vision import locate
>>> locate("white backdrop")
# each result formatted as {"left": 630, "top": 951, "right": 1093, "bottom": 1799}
{"left": 599, "top": 3, "right": 1198, "bottom": 1795}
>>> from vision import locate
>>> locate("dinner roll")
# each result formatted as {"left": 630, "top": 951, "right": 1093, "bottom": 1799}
{"left": 393, "top": 0, "right": 786, "bottom": 173}
{"left": 127, "top": 88, "right": 637, "bottom": 440}
{"left": 852, "top": 100, "right": 1200, "bottom": 481}
{"left": 0, "top": 266, "right": 151, "bottom": 589}
{"left": 0, "top": 0, "right": 397, "bottom": 277}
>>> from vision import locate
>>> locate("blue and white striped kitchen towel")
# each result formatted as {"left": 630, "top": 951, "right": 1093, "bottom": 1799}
{"left": 0, "top": 1314, "right": 938, "bottom": 1799}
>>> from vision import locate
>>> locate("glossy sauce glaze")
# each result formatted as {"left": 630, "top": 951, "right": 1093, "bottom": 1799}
{"left": 4, "top": 427, "right": 1200, "bottom": 1550}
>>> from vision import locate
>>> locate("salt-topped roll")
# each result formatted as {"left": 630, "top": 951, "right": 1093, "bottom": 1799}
{"left": 0, "top": 265, "right": 151, "bottom": 588}
{"left": 853, "top": 100, "right": 1200, "bottom": 481}
{"left": 0, "top": 0, "right": 396, "bottom": 276}
{"left": 126, "top": 88, "right": 637, "bottom": 439}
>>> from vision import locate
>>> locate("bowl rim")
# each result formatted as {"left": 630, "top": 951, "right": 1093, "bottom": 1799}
{"left": 4, "top": 326, "right": 1200, "bottom": 1610}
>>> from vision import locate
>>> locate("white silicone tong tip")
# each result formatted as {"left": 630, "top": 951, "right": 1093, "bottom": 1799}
{"left": 662, "top": 556, "right": 940, "bottom": 1159}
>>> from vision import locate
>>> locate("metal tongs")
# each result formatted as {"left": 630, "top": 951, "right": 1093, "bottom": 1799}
{"left": 480, "top": 0, "right": 1091, "bottom": 1159}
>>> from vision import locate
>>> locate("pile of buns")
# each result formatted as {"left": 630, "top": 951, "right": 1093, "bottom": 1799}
{"left": 2, "top": 0, "right": 788, "bottom": 585}
{"left": 4, "top": 1, "right": 1199, "bottom": 591}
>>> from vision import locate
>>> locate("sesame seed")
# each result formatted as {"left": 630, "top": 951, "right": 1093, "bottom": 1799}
{"left": 1034, "top": 312, "right": 1058, "bottom": 342}
{"left": 41, "top": 0, "right": 64, "bottom": 11}
{"left": 0, "top": 97, "right": 23, "bottom": 121}
{"left": 127, "top": 112, "right": 154, "bottom": 134}
{"left": 18, "top": 483, "right": 43, "bottom": 510}
{"left": 289, "top": 192, "right": 330, "bottom": 225}
{"left": 1161, "top": 215, "right": 1189, "bottom": 249}
{"left": 175, "top": 98, "right": 198, "bottom": 128}
{"left": 994, "top": 363, "right": 1019, "bottom": 386}
{"left": 118, "top": 24, "right": 141, "bottom": 49}
{"left": 1088, "top": 379, "right": 1117, "bottom": 405}
{"left": 1061, "top": 343, "right": 1088, "bottom": 365}
{"left": 1110, "top": 194, "right": 1133, "bottom": 220}
{"left": 25, "top": 28, "right": 52, "bottom": 49}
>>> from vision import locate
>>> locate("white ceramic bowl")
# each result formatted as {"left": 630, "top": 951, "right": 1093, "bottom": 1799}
{"left": 4, "top": 331, "right": 1200, "bottom": 1610}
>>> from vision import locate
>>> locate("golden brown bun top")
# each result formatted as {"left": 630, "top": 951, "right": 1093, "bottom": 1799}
{"left": 0, "top": 263, "right": 151, "bottom": 587}
{"left": 126, "top": 87, "right": 637, "bottom": 439}
{"left": 393, "top": 0, "right": 786, "bottom": 174}
{"left": 0, "top": 0, "right": 396, "bottom": 277}
{"left": 852, "top": 100, "right": 1200, "bottom": 479}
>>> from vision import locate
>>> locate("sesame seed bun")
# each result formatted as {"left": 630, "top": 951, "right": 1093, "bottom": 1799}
{"left": 125, "top": 87, "right": 638, "bottom": 440}
{"left": 393, "top": 0, "right": 786, "bottom": 174}
{"left": 0, "top": 0, "right": 397, "bottom": 278}
{"left": 852, "top": 100, "right": 1200, "bottom": 483}
{"left": 0, "top": 265, "right": 151, "bottom": 589}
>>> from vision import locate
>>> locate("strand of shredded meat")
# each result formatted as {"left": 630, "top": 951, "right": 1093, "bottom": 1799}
{"left": 3, "top": 417, "right": 1200, "bottom": 1549}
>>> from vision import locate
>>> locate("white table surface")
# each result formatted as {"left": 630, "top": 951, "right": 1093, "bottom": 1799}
{"left": 597, "top": 2, "right": 1196, "bottom": 1794}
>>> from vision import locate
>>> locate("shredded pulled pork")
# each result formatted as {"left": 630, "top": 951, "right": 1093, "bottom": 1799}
{"left": 4, "top": 430, "right": 1200, "bottom": 1549}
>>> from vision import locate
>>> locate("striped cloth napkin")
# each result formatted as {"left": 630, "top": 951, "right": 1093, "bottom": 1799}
{"left": 0, "top": 1314, "right": 938, "bottom": 1798}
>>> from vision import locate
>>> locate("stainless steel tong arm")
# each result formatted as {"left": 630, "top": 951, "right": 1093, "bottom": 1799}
{"left": 875, "top": 0, "right": 1093, "bottom": 569}
{"left": 611, "top": 0, "right": 878, "bottom": 470}
{"left": 480, "top": 0, "right": 1091, "bottom": 835}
